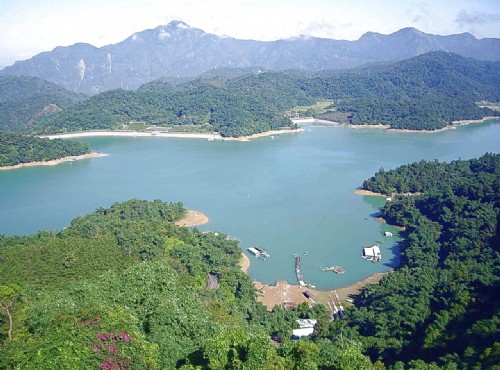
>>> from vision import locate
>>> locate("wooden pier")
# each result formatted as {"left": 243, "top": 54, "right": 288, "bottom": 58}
{"left": 295, "top": 256, "right": 305, "bottom": 286}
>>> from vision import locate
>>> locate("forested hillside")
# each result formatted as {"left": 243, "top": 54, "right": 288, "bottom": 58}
{"left": 0, "top": 199, "right": 374, "bottom": 369}
{"left": 304, "top": 51, "right": 500, "bottom": 129}
{"left": 1, "top": 154, "right": 498, "bottom": 368}
{"left": 0, "top": 132, "right": 90, "bottom": 167}
{"left": 35, "top": 73, "right": 307, "bottom": 137}
{"left": 32, "top": 51, "right": 499, "bottom": 136}
{"left": 351, "top": 153, "right": 500, "bottom": 368}
{"left": 0, "top": 75, "right": 84, "bottom": 132}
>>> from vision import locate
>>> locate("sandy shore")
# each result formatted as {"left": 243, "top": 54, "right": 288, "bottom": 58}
{"left": 175, "top": 210, "right": 209, "bottom": 227}
{"left": 43, "top": 131, "right": 223, "bottom": 140}
{"left": 239, "top": 253, "right": 251, "bottom": 273}
{"left": 42, "top": 128, "right": 304, "bottom": 142}
{"left": 291, "top": 118, "right": 315, "bottom": 124}
{"left": 388, "top": 116, "right": 498, "bottom": 133}
{"left": 0, "top": 153, "right": 108, "bottom": 171}
{"left": 452, "top": 116, "right": 498, "bottom": 125}
{"left": 306, "top": 115, "right": 498, "bottom": 133}
{"left": 354, "top": 189, "right": 389, "bottom": 197}
{"left": 223, "top": 128, "right": 304, "bottom": 142}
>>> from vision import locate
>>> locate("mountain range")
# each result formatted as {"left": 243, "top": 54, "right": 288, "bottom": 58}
{"left": 2, "top": 20, "right": 500, "bottom": 94}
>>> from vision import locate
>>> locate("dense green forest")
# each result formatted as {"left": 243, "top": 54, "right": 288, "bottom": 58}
{"left": 0, "top": 75, "right": 84, "bottom": 132}
{"left": 0, "top": 199, "right": 374, "bottom": 369}
{"left": 351, "top": 153, "right": 500, "bottom": 368}
{"left": 2, "top": 51, "right": 497, "bottom": 137}
{"left": 35, "top": 72, "right": 307, "bottom": 137}
{"left": 0, "top": 153, "right": 499, "bottom": 368}
{"left": 36, "top": 52, "right": 499, "bottom": 136}
{"left": 305, "top": 52, "right": 500, "bottom": 129}
{"left": 0, "top": 132, "right": 90, "bottom": 167}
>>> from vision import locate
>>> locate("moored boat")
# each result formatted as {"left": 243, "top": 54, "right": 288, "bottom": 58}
{"left": 321, "top": 265, "right": 345, "bottom": 274}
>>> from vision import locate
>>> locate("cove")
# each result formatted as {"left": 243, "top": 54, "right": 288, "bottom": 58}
{"left": 1, "top": 121, "right": 499, "bottom": 290}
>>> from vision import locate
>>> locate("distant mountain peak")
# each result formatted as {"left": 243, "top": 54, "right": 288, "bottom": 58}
{"left": 395, "top": 27, "right": 424, "bottom": 34}
{"left": 167, "top": 20, "right": 191, "bottom": 29}
{"left": 2, "top": 22, "right": 498, "bottom": 94}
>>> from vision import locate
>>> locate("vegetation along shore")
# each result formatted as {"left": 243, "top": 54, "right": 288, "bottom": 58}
{"left": 0, "top": 152, "right": 107, "bottom": 171}
{"left": 0, "top": 153, "right": 497, "bottom": 369}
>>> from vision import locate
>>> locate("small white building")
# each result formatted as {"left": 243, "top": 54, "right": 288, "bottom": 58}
{"left": 363, "top": 245, "right": 382, "bottom": 260}
{"left": 297, "top": 319, "right": 317, "bottom": 328}
{"left": 292, "top": 327, "right": 315, "bottom": 339}
{"left": 384, "top": 231, "right": 393, "bottom": 237}
{"left": 292, "top": 319, "right": 317, "bottom": 339}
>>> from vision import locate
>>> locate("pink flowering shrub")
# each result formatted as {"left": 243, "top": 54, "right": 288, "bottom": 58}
{"left": 80, "top": 316, "right": 134, "bottom": 370}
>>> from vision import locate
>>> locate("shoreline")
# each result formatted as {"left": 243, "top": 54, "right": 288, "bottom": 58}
{"left": 42, "top": 131, "right": 223, "bottom": 140}
{"left": 239, "top": 253, "right": 250, "bottom": 273}
{"left": 174, "top": 210, "right": 209, "bottom": 227}
{"left": 0, "top": 152, "right": 108, "bottom": 171}
{"left": 242, "top": 249, "right": 390, "bottom": 311}
{"left": 253, "top": 272, "right": 390, "bottom": 311}
{"left": 353, "top": 189, "right": 389, "bottom": 197}
{"left": 452, "top": 116, "right": 498, "bottom": 125}
{"left": 302, "top": 115, "right": 498, "bottom": 133}
{"left": 42, "top": 128, "right": 304, "bottom": 142}
{"left": 222, "top": 128, "right": 304, "bottom": 141}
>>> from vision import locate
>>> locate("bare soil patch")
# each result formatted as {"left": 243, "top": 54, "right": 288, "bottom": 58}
{"left": 175, "top": 210, "right": 209, "bottom": 227}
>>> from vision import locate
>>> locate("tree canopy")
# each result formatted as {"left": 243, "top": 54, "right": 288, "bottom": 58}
{"left": 0, "top": 132, "right": 90, "bottom": 167}
{"left": 3, "top": 51, "right": 496, "bottom": 137}
{"left": 350, "top": 153, "right": 500, "bottom": 368}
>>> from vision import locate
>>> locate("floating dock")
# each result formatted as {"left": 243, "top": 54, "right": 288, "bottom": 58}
{"left": 255, "top": 247, "right": 270, "bottom": 259}
{"left": 247, "top": 247, "right": 270, "bottom": 260}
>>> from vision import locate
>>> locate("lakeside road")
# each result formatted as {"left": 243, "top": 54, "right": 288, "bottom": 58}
{"left": 0, "top": 153, "right": 108, "bottom": 171}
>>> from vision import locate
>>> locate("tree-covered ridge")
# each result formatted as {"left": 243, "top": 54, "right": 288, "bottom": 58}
{"left": 0, "top": 75, "right": 84, "bottom": 132}
{"left": 35, "top": 73, "right": 307, "bottom": 137}
{"left": 0, "top": 132, "right": 90, "bottom": 167}
{"left": 29, "top": 51, "right": 499, "bottom": 136}
{"left": 350, "top": 153, "right": 500, "bottom": 368}
{"left": 0, "top": 199, "right": 374, "bottom": 369}
{"left": 304, "top": 51, "right": 500, "bottom": 129}
{"left": 362, "top": 153, "right": 500, "bottom": 199}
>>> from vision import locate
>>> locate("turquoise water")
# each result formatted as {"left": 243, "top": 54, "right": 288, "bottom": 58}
{"left": 1, "top": 121, "right": 499, "bottom": 289}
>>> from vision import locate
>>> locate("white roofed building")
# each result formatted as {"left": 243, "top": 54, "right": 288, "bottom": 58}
{"left": 363, "top": 245, "right": 382, "bottom": 260}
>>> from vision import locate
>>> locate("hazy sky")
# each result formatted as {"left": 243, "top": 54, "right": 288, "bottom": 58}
{"left": 1, "top": 0, "right": 499, "bottom": 66}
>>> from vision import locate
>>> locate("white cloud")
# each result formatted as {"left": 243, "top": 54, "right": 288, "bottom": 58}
{"left": 455, "top": 9, "right": 500, "bottom": 26}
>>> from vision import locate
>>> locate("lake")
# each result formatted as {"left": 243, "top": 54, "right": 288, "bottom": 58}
{"left": 1, "top": 121, "right": 499, "bottom": 290}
